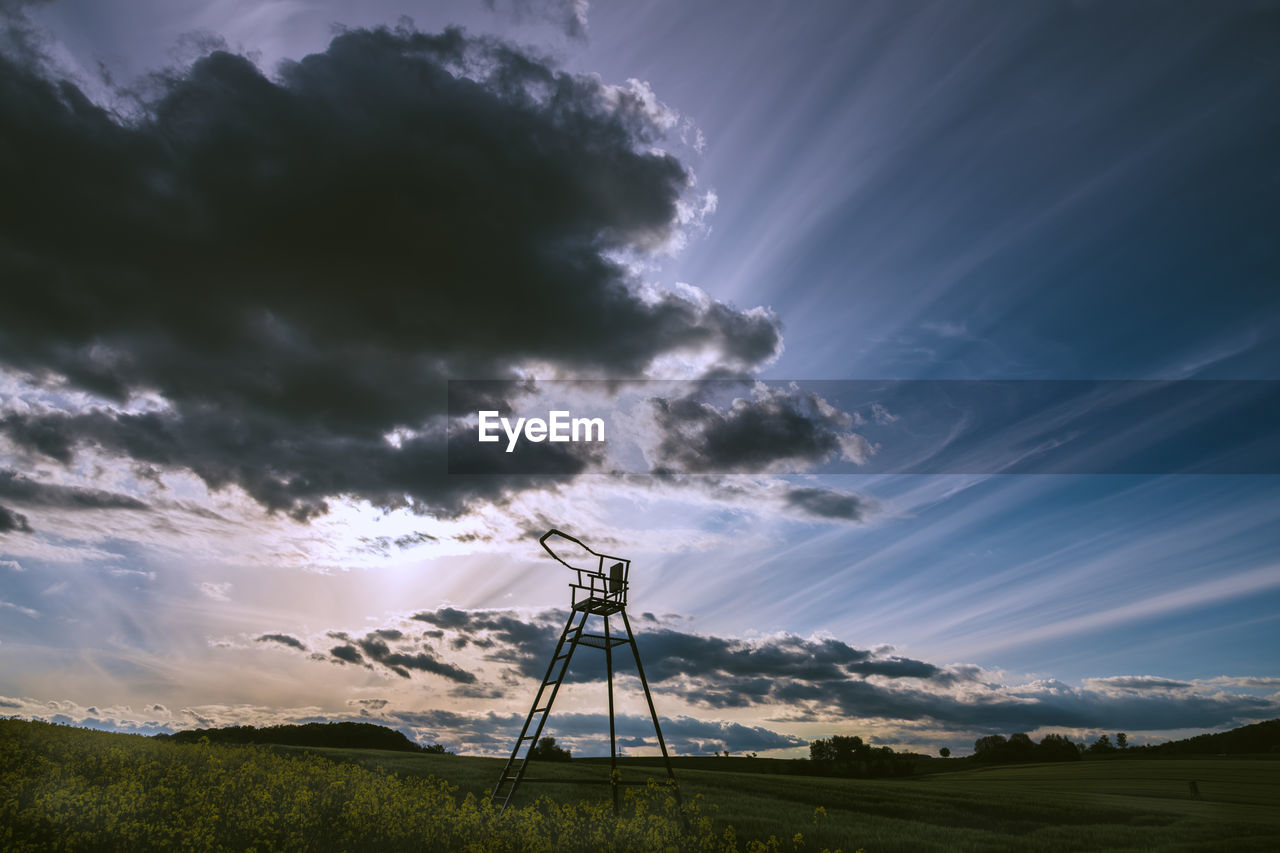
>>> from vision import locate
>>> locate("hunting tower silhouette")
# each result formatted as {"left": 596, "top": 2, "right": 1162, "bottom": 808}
{"left": 490, "top": 529, "right": 680, "bottom": 811}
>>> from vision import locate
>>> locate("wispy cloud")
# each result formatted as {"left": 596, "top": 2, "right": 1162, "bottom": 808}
{"left": 198, "top": 583, "right": 232, "bottom": 602}
{"left": 1, "top": 599, "right": 39, "bottom": 618}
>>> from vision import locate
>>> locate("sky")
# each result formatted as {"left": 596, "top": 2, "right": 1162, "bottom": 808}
{"left": 1, "top": 0, "right": 1278, "bottom": 757}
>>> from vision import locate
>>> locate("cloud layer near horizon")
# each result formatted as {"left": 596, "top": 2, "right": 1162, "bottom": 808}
{"left": 5, "top": 603, "right": 1276, "bottom": 756}
{"left": 253, "top": 606, "right": 1280, "bottom": 741}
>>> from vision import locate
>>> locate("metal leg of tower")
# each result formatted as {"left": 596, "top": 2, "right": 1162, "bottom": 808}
{"left": 604, "top": 612, "right": 618, "bottom": 813}
{"left": 620, "top": 608, "right": 686, "bottom": 825}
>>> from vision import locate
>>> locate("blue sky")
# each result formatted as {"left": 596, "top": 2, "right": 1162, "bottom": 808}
{"left": 0, "top": 0, "right": 1277, "bottom": 756}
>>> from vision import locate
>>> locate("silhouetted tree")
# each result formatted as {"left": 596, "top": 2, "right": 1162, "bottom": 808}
{"left": 1008, "top": 732, "right": 1035, "bottom": 761}
{"left": 974, "top": 734, "right": 1008, "bottom": 763}
{"left": 832, "top": 735, "right": 867, "bottom": 763}
{"left": 939, "top": 747, "right": 951, "bottom": 758}
{"left": 810, "top": 734, "right": 869, "bottom": 765}
{"left": 1087, "top": 734, "right": 1116, "bottom": 754}
{"left": 1116, "top": 732, "right": 1127, "bottom": 750}
{"left": 808, "top": 735, "right": 907, "bottom": 777}
{"left": 1036, "top": 733, "right": 1081, "bottom": 762}
{"left": 973, "top": 732, "right": 1086, "bottom": 764}
{"left": 530, "top": 736, "right": 571, "bottom": 761}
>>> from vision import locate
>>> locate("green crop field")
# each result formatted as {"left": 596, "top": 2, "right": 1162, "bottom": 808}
{"left": 4, "top": 719, "right": 1278, "bottom": 851}
{"left": 277, "top": 745, "right": 1280, "bottom": 851}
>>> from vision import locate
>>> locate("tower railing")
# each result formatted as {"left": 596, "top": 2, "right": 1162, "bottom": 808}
{"left": 539, "top": 529, "right": 630, "bottom": 615}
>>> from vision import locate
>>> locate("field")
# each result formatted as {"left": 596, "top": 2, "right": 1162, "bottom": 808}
{"left": 291, "top": 747, "right": 1280, "bottom": 851}
{"left": 4, "top": 719, "right": 1278, "bottom": 851}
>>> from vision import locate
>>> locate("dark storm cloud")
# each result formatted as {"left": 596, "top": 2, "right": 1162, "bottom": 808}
{"left": 0, "top": 469, "right": 148, "bottom": 510}
{"left": 0, "top": 22, "right": 780, "bottom": 521}
{"left": 846, "top": 657, "right": 943, "bottom": 680}
{"left": 772, "top": 677, "right": 1280, "bottom": 733}
{"left": 650, "top": 384, "right": 871, "bottom": 475}
{"left": 329, "top": 644, "right": 364, "bottom": 665}
{"left": 354, "top": 632, "right": 476, "bottom": 682}
{"left": 255, "top": 633, "right": 306, "bottom": 651}
{"left": 0, "top": 504, "right": 32, "bottom": 533}
{"left": 274, "top": 624, "right": 477, "bottom": 682}
{"left": 406, "top": 606, "right": 944, "bottom": 686}
{"left": 1, "top": 409, "right": 592, "bottom": 521}
{"left": 652, "top": 475, "right": 877, "bottom": 524}
{"left": 780, "top": 486, "right": 875, "bottom": 522}
{"left": 638, "top": 382, "right": 879, "bottom": 521}
{"left": 634, "top": 628, "right": 943, "bottom": 684}
{"left": 413, "top": 606, "right": 564, "bottom": 651}
{"left": 413, "top": 606, "right": 565, "bottom": 678}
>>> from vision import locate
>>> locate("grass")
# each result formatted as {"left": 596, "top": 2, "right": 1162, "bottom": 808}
{"left": 289, "top": 745, "right": 1280, "bottom": 851}
{"left": 1, "top": 721, "right": 749, "bottom": 852}
{"left": 6, "top": 718, "right": 1278, "bottom": 851}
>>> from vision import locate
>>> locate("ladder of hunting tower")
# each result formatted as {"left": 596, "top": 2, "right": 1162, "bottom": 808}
{"left": 490, "top": 607, "right": 589, "bottom": 809}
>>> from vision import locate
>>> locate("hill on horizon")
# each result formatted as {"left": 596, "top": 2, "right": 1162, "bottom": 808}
{"left": 154, "top": 721, "right": 449, "bottom": 754}
{"left": 1147, "top": 718, "right": 1280, "bottom": 756}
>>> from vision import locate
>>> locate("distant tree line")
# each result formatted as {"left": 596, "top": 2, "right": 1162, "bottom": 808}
{"left": 807, "top": 735, "right": 915, "bottom": 777}
{"left": 971, "top": 720, "right": 1280, "bottom": 763}
{"left": 972, "top": 732, "right": 1084, "bottom": 764}
{"left": 1128, "top": 718, "right": 1280, "bottom": 756}
{"left": 1083, "top": 733, "right": 1126, "bottom": 754}
{"left": 156, "top": 722, "right": 451, "bottom": 754}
